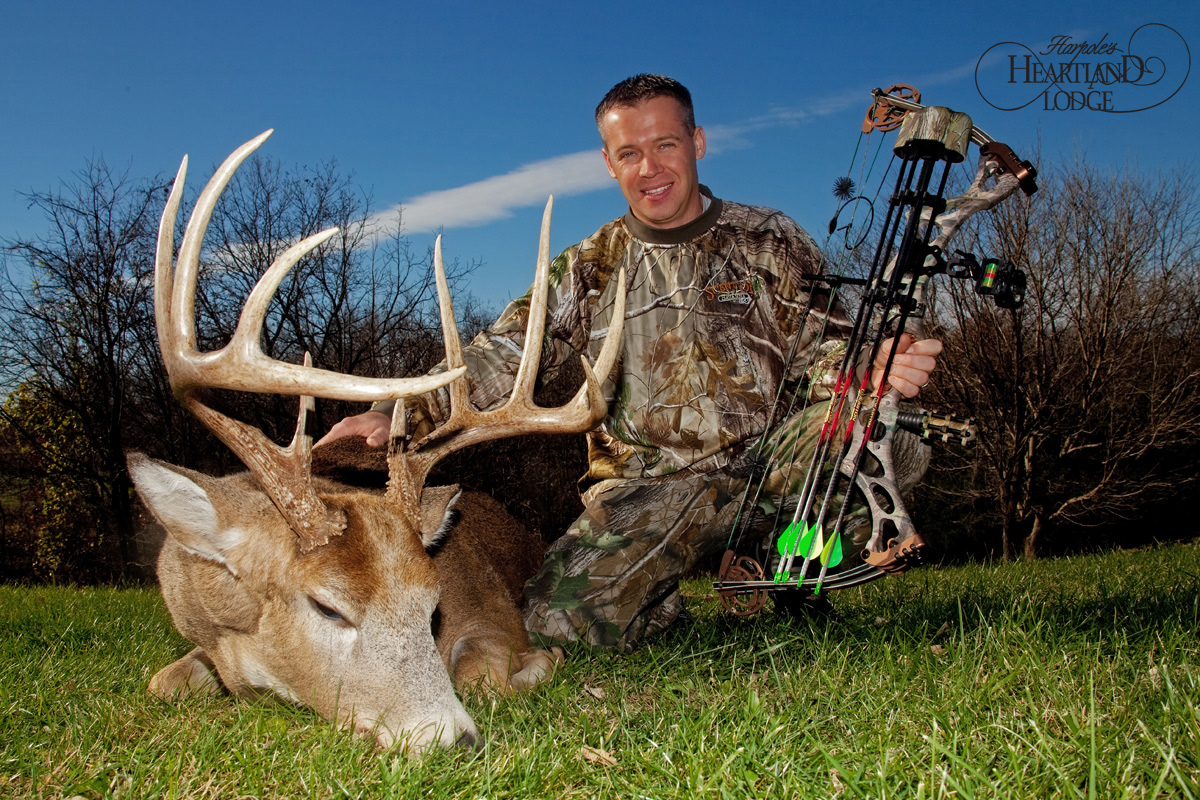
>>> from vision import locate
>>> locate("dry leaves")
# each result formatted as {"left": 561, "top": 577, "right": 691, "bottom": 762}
{"left": 581, "top": 745, "right": 617, "bottom": 766}
{"left": 830, "top": 767, "right": 845, "bottom": 796}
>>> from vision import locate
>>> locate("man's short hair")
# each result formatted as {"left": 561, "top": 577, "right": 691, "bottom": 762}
{"left": 595, "top": 74, "right": 696, "bottom": 134}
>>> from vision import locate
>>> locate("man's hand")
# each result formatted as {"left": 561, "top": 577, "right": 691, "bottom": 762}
{"left": 871, "top": 334, "right": 942, "bottom": 398}
{"left": 315, "top": 411, "right": 391, "bottom": 448}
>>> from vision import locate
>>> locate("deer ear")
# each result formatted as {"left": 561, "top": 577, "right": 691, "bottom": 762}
{"left": 127, "top": 453, "right": 245, "bottom": 564}
{"left": 418, "top": 484, "right": 462, "bottom": 550}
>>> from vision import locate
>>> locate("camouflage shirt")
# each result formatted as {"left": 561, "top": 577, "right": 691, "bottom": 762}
{"left": 380, "top": 188, "right": 851, "bottom": 481}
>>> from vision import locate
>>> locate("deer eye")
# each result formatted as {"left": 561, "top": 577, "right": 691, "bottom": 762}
{"left": 309, "top": 597, "right": 345, "bottom": 622}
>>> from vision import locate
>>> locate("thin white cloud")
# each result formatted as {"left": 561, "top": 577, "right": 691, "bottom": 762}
{"left": 916, "top": 56, "right": 987, "bottom": 88}
{"left": 704, "top": 100, "right": 854, "bottom": 154}
{"left": 381, "top": 69, "right": 985, "bottom": 234}
{"left": 373, "top": 150, "right": 611, "bottom": 234}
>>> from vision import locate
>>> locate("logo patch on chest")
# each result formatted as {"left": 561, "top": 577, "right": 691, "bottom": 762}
{"left": 705, "top": 276, "right": 764, "bottom": 305}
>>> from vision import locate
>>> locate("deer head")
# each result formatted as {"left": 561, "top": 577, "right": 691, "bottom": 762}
{"left": 132, "top": 131, "right": 625, "bottom": 752}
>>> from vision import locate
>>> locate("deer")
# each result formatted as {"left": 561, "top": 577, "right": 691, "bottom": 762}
{"left": 130, "top": 130, "right": 626, "bottom": 753}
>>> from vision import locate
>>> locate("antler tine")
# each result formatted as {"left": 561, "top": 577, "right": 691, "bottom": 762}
{"left": 173, "top": 130, "right": 275, "bottom": 354}
{"left": 432, "top": 234, "right": 474, "bottom": 424}
{"left": 509, "top": 196, "right": 555, "bottom": 400}
{"left": 572, "top": 263, "right": 626, "bottom": 419}
{"left": 431, "top": 196, "right": 555, "bottom": 410}
{"left": 290, "top": 353, "right": 319, "bottom": 489}
{"left": 392, "top": 197, "right": 627, "bottom": 504}
{"left": 155, "top": 154, "right": 189, "bottom": 365}
{"left": 235, "top": 226, "right": 340, "bottom": 360}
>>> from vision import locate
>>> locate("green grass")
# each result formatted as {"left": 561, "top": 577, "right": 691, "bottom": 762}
{"left": 3, "top": 543, "right": 1199, "bottom": 799}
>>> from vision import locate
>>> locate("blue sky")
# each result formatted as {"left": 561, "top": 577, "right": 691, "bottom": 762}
{"left": 2, "top": 0, "right": 1194, "bottom": 310}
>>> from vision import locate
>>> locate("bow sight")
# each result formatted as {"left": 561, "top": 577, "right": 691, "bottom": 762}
{"left": 936, "top": 248, "right": 1026, "bottom": 310}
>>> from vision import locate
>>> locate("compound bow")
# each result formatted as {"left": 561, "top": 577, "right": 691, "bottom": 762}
{"left": 714, "top": 87, "right": 1038, "bottom": 615}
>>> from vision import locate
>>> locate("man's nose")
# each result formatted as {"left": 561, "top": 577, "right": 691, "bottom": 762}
{"left": 639, "top": 153, "right": 660, "bottom": 177}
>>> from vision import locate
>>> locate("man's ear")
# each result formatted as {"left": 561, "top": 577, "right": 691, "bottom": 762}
{"left": 693, "top": 126, "right": 706, "bottom": 160}
{"left": 602, "top": 147, "right": 617, "bottom": 179}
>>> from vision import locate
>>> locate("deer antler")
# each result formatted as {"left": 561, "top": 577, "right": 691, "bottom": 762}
{"left": 386, "top": 197, "right": 627, "bottom": 517}
{"left": 156, "top": 131, "right": 626, "bottom": 551}
{"left": 155, "top": 131, "right": 463, "bottom": 551}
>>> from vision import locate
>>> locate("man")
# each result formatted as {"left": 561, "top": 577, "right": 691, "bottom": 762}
{"left": 321, "top": 74, "right": 939, "bottom": 650}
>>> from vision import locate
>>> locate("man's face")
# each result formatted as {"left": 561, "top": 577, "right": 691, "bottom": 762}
{"left": 600, "top": 95, "right": 707, "bottom": 230}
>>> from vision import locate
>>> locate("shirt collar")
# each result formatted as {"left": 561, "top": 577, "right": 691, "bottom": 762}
{"left": 622, "top": 185, "right": 723, "bottom": 246}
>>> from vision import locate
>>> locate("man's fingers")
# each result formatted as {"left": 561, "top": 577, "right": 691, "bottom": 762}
{"left": 905, "top": 338, "right": 943, "bottom": 357}
{"left": 314, "top": 411, "right": 390, "bottom": 448}
{"left": 887, "top": 366, "right": 929, "bottom": 398}
{"left": 314, "top": 422, "right": 349, "bottom": 448}
{"left": 892, "top": 353, "right": 939, "bottom": 374}
{"left": 871, "top": 336, "right": 941, "bottom": 398}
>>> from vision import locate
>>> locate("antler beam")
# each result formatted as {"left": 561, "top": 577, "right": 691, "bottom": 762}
{"left": 155, "top": 130, "right": 466, "bottom": 402}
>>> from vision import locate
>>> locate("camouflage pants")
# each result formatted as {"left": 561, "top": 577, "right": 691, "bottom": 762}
{"left": 523, "top": 401, "right": 922, "bottom": 651}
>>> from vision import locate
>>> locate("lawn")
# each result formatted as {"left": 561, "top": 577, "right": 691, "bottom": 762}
{"left": 2, "top": 542, "right": 1198, "bottom": 798}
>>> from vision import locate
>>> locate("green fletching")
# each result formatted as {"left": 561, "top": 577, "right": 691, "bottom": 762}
{"left": 819, "top": 531, "right": 844, "bottom": 567}
{"left": 799, "top": 522, "right": 824, "bottom": 561}
{"left": 776, "top": 521, "right": 804, "bottom": 558}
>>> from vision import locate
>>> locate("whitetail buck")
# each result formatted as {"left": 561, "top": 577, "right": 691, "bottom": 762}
{"left": 131, "top": 131, "right": 625, "bottom": 752}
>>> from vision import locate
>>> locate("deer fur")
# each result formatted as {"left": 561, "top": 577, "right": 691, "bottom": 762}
{"left": 133, "top": 449, "right": 560, "bottom": 753}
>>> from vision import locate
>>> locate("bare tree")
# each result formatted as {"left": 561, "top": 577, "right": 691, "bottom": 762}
{"left": 926, "top": 158, "right": 1200, "bottom": 559}
{"left": 0, "top": 159, "right": 167, "bottom": 579}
